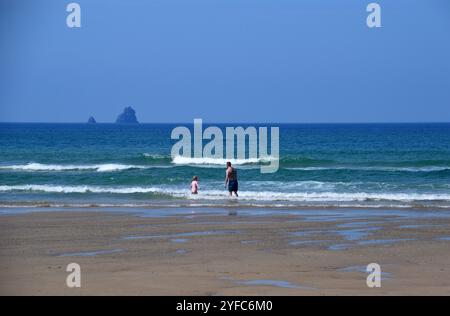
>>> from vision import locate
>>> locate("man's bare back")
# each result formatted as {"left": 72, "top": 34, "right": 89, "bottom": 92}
{"left": 225, "top": 162, "right": 238, "bottom": 197}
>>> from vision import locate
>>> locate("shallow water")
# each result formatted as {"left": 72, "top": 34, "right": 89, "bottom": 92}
{"left": 328, "top": 244, "right": 352, "bottom": 251}
{"left": 435, "top": 237, "right": 450, "bottom": 241}
{"left": 289, "top": 240, "right": 330, "bottom": 246}
{"left": 240, "top": 240, "right": 260, "bottom": 244}
{"left": 337, "top": 265, "right": 392, "bottom": 280}
{"left": 58, "top": 249, "right": 123, "bottom": 257}
{"left": 236, "top": 279, "right": 311, "bottom": 289}
{"left": 123, "top": 230, "right": 240, "bottom": 240}
{"left": 335, "top": 227, "right": 382, "bottom": 241}
{"left": 171, "top": 238, "right": 188, "bottom": 243}
{"left": 357, "top": 238, "right": 416, "bottom": 246}
{"left": 289, "top": 227, "right": 381, "bottom": 242}
{"left": 336, "top": 221, "right": 383, "bottom": 228}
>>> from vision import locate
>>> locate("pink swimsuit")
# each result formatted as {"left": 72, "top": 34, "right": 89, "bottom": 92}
{"left": 191, "top": 180, "right": 198, "bottom": 194}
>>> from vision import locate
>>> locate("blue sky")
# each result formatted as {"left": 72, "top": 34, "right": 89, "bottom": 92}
{"left": 1, "top": 0, "right": 449, "bottom": 123}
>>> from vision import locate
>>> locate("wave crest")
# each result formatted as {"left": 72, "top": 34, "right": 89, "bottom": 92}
{"left": 0, "top": 163, "right": 147, "bottom": 172}
{"left": 1, "top": 184, "right": 449, "bottom": 203}
{"left": 171, "top": 156, "right": 276, "bottom": 166}
{"left": 286, "top": 166, "right": 450, "bottom": 172}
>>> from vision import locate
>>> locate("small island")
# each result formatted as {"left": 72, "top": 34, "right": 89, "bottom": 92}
{"left": 87, "top": 116, "right": 97, "bottom": 124}
{"left": 116, "top": 106, "right": 139, "bottom": 124}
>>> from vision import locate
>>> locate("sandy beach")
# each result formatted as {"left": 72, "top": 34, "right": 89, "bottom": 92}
{"left": 1, "top": 207, "right": 450, "bottom": 295}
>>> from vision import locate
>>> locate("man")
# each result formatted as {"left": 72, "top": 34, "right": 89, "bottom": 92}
{"left": 225, "top": 161, "right": 238, "bottom": 197}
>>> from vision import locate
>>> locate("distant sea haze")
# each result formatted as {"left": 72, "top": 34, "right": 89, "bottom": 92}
{"left": 0, "top": 123, "right": 449, "bottom": 209}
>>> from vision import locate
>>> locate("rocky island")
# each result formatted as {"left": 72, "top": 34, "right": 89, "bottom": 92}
{"left": 116, "top": 107, "right": 139, "bottom": 124}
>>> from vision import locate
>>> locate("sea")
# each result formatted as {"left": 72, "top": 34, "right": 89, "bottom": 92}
{"left": 1, "top": 123, "right": 449, "bottom": 210}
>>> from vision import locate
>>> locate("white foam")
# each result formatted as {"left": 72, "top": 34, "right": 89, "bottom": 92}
{"left": 171, "top": 156, "right": 275, "bottom": 165}
{"left": 185, "top": 190, "right": 450, "bottom": 202}
{"left": 0, "top": 163, "right": 150, "bottom": 172}
{"left": 285, "top": 166, "right": 450, "bottom": 172}
{"left": 1, "top": 184, "right": 450, "bottom": 203}
{"left": 94, "top": 164, "right": 143, "bottom": 172}
{"left": 0, "top": 184, "right": 176, "bottom": 194}
{"left": 143, "top": 153, "right": 168, "bottom": 159}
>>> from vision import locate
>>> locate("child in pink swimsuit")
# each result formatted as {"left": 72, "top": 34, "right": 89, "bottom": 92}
{"left": 191, "top": 176, "right": 199, "bottom": 194}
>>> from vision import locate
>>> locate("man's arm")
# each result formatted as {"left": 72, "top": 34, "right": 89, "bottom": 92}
{"left": 225, "top": 169, "right": 229, "bottom": 187}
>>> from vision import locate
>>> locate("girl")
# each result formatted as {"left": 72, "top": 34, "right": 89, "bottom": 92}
{"left": 191, "top": 176, "right": 199, "bottom": 194}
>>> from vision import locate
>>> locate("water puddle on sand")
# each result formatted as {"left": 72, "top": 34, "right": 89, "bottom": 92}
{"left": 123, "top": 230, "right": 240, "bottom": 240}
{"left": 185, "top": 220, "right": 275, "bottom": 226}
{"left": 289, "top": 230, "right": 323, "bottom": 237}
{"left": 289, "top": 225, "right": 417, "bottom": 251}
{"left": 398, "top": 224, "right": 426, "bottom": 229}
{"left": 171, "top": 238, "right": 188, "bottom": 243}
{"left": 58, "top": 249, "right": 123, "bottom": 257}
{"left": 435, "top": 236, "right": 450, "bottom": 241}
{"left": 290, "top": 227, "right": 381, "bottom": 250}
{"left": 220, "top": 276, "right": 314, "bottom": 290}
{"left": 336, "top": 221, "right": 382, "bottom": 228}
{"left": 336, "top": 227, "right": 381, "bottom": 241}
{"left": 328, "top": 243, "right": 352, "bottom": 251}
{"left": 337, "top": 265, "right": 392, "bottom": 280}
{"left": 175, "top": 249, "right": 188, "bottom": 254}
{"left": 240, "top": 240, "right": 260, "bottom": 244}
{"left": 289, "top": 240, "right": 330, "bottom": 246}
{"left": 398, "top": 224, "right": 444, "bottom": 229}
{"left": 328, "top": 238, "right": 416, "bottom": 251}
{"left": 300, "top": 216, "right": 350, "bottom": 223}
{"left": 290, "top": 227, "right": 380, "bottom": 242}
{"left": 237, "top": 279, "right": 306, "bottom": 289}
{"left": 357, "top": 238, "right": 416, "bottom": 246}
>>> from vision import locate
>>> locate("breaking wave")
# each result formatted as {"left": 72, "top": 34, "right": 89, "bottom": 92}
{"left": 285, "top": 166, "right": 450, "bottom": 173}
{"left": 1, "top": 184, "right": 449, "bottom": 203}
{"left": 0, "top": 163, "right": 161, "bottom": 172}
{"left": 171, "top": 156, "right": 276, "bottom": 165}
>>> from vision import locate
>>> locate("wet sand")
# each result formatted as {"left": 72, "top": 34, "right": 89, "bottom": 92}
{"left": 1, "top": 207, "right": 450, "bottom": 295}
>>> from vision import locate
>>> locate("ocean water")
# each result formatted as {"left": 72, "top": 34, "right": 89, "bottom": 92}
{"left": 1, "top": 123, "right": 449, "bottom": 209}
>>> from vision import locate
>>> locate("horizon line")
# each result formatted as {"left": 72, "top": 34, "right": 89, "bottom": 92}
{"left": 1, "top": 121, "right": 450, "bottom": 125}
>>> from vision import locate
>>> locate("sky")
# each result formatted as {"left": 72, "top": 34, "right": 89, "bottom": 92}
{"left": 0, "top": 0, "right": 449, "bottom": 123}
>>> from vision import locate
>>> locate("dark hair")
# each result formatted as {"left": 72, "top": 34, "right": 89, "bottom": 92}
{"left": 226, "top": 161, "right": 231, "bottom": 167}
{"left": 192, "top": 176, "right": 198, "bottom": 181}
